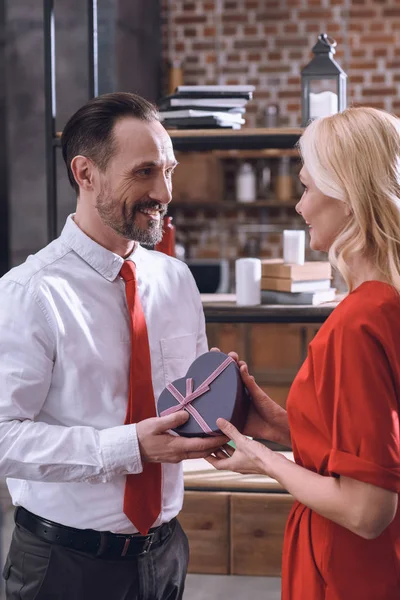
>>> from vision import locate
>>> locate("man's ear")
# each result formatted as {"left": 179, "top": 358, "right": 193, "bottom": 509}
{"left": 70, "top": 155, "right": 97, "bottom": 192}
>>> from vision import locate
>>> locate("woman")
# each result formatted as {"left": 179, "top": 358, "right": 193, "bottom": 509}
{"left": 209, "top": 107, "right": 400, "bottom": 599}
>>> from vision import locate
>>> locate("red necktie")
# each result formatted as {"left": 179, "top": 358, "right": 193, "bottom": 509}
{"left": 120, "top": 260, "right": 161, "bottom": 534}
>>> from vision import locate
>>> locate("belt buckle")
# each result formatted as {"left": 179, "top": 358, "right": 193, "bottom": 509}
{"left": 140, "top": 532, "right": 154, "bottom": 555}
{"left": 121, "top": 532, "right": 154, "bottom": 557}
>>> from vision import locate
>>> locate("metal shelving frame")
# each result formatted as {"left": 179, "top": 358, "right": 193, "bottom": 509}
{"left": 0, "top": 0, "right": 9, "bottom": 276}
{"left": 44, "top": 0, "right": 99, "bottom": 242}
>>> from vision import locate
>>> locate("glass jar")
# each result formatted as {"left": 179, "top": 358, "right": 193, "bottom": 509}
{"left": 275, "top": 157, "right": 293, "bottom": 203}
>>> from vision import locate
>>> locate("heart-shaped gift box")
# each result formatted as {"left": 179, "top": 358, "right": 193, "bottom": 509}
{"left": 157, "top": 351, "right": 249, "bottom": 437}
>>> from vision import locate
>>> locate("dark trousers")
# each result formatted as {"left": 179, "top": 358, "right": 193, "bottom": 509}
{"left": 3, "top": 517, "right": 189, "bottom": 600}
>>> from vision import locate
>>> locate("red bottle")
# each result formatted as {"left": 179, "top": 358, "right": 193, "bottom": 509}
{"left": 155, "top": 216, "right": 176, "bottom": 257}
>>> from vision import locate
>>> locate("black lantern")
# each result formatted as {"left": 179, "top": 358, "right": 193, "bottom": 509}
{"left": 301, "top": 33, "right": 347, "bottom": 127}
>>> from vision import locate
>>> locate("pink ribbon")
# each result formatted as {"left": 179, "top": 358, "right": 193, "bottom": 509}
{"left": 160, "top": 356, "right": 235, "bottom": 434}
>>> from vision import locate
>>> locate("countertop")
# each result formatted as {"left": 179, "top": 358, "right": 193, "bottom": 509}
{"left": 201, "top": 294, "right": 342, "bottom": 323}
{"left": 183, "top": 454, "right": 294, "bottom": 493}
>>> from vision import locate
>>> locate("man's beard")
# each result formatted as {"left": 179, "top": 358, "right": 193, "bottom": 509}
{"left": 95, "top": 186, "right": 167, "bottom": 246}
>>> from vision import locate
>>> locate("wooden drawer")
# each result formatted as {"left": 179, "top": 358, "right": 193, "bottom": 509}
{"left": 261, "top": 384, "right": 291, "bottom": 409}
{"left": 180, "top": 485, "right": 294, "bottom": 576}
{"left": 180, "top": 491, "right": 230, "bottom": 574}
{"left": 306, "top": 324, "right": 321, "bottom": 345}
{"left": 230, "top": 493, "right": 294, "bottom": 576}
{"left": 205, "top": 322, "right": 319, "bottom": 378}
{"left": 250, "top": 323, "right": 304, "bottom": 373}
{"left": 206, "top": 322, "right": 246, "bottom": 358}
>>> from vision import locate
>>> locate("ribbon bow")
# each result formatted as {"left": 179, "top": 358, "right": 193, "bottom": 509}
{"left": 160, "top": 356, "right": 235, "bottom": 434}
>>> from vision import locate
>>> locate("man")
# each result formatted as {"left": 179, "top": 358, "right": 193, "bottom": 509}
{"left": 0, "top": 92, "right": 225, "bottom": 600}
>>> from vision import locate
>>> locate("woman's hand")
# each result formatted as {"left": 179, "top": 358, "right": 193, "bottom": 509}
{"left": 239, "top": 362, "right": 292, "bottom": 448}
{"left": 206, "top": 418, "right": 275, "bottom": 475}
{"left": 210, "top": 348, "right": 291, "bottom": 448}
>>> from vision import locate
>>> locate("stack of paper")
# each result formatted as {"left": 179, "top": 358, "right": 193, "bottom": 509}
{"left": 158, "top": 85, "right": 255, "bottom": 129}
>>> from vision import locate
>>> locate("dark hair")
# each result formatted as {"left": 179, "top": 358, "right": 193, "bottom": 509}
{"left": 61, "top": 92, "right": 159, "bottom": 194}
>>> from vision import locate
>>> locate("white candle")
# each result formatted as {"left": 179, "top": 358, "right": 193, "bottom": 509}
{"left": 283, "top": 230, "right": 305, "bottom": 265}
{"left": 235, "top": 258, "right": 261, "bottom": 306}
{"left": 309, "top": 91, "right": 338, "bottom": 119}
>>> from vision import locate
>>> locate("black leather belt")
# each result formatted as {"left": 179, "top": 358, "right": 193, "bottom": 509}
{"left": 15, "top": 507, "right": 175, "bottom": 559}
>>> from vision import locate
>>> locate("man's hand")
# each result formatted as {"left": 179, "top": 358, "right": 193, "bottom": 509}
{"left": 136, "top": 411, "right": 228, "bottom": 463}
{"left": 210, "top": 347, "right": 239, "bottom": 362}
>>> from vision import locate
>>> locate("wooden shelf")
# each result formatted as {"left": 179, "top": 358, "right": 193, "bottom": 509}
{"left": 170, "top": 200, "right": 299, "bottom": 210}
{"left": 55, "top": 127, "right": 303, "bottom": 152}
{"left": 168, "top": 127, "right": 303, "bottom": 151}
{"left": 168, "top": 127, "right": 302, "bottom": 138}
{"left": 210, "top": 148, "right": 300, "bottom": 159}
{"left": 202, "top": 300, "right": 337, "bottom": 324}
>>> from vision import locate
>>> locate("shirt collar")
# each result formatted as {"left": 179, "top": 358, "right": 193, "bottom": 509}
{"left": 60, "top": 214, "right": 146, "bottom": 281}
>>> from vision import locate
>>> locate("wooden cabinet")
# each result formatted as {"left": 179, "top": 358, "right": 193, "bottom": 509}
{"left": 180, "top": 310, "right": 326, "bottom": 577}
{"left": 205, "top": 321, "right": 320, "bottom": 409}
{"left": 206, "top": 322, "right": 247, "bottom": 359}
{"left": 179, "top": 491, "right": 230, "bottom": 575}
{"left": 250, "top": 323, "right": 304, "bottom": 376}
{"left": 260, "top": 384, "right": 291, "bottom": 409}
{"left": 180, "top": 489, "right": 294, "bottom": 577}
{"left": 230, "top": 493, "right": 294, "bottom": 576}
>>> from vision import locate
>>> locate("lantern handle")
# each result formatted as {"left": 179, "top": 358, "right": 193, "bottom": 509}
{"left": 319, "top": 33, "right": 337, "bottom": 49}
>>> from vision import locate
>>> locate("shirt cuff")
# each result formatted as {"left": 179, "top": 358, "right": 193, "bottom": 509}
{"left": 99, "top": 423, "right": 143, "bottom": 480}
{"left": 328, "top": 448, "right": 400, "bottom": 493}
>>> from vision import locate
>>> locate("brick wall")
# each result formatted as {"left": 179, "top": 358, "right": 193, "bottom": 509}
{"left": 161, "top": 0, "right": 400, "bottom": 127}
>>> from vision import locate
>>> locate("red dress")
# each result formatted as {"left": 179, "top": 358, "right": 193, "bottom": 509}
{"left": 282, "top": 281, "right": 400, "bottom": 600}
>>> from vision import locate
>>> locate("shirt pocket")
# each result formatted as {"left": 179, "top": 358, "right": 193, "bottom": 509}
{"left": 160, "top": 333, "right": 197, "bottom": 387}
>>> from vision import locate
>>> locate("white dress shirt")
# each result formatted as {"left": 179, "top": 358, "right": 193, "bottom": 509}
{"left": 0, "top": 215, "right": 208, "bottom": 533}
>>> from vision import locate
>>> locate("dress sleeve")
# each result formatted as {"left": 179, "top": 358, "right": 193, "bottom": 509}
{"left": 326, "top": 302, "right": 400, "bottom": 492}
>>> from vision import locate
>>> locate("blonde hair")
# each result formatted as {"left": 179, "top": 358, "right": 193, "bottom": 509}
{"left": 299, "top": 106, "right": 400, "bottom": 292}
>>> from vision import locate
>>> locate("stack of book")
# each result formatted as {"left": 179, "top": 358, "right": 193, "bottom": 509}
{"left": 260, "top": 260, "right": 336, "bottom": 305}
{"left": 158, "top": 85, "right": 254, "bottom": 129}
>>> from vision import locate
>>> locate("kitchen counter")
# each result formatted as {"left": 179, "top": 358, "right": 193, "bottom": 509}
{"left": 183, "top": 454, "right": 293, "bottom": 493}
{"left": 201, "top": 293, "right": 342, "bottom": 324}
